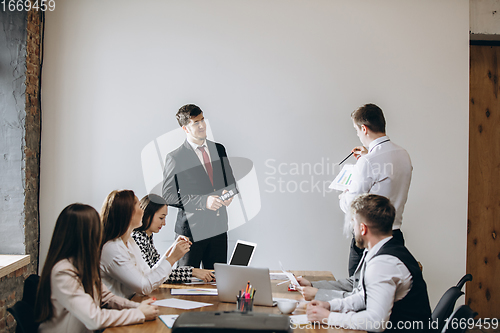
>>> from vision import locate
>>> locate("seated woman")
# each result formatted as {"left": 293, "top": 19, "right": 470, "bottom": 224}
{"left": 100, "top": 190, "right": 190, "bottom": 299}
{"left": 132, "top": 194, "right": 215, "bottom": 283}
{"left": 35, "top": 204, "right": 158, "bottom": 333}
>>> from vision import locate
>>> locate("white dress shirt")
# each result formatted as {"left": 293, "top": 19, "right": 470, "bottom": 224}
{"left": 100, "top": 237, "right": 172, "bottom": 299}
{"left": 327, "top": 237, "right": 413, "bottom": 332}
{"left": 339, "top": 136, "right": 412, "bottom": 229}
{"left": 38, "top": 259, "right": 144, "bottom": 333}
{"left": 186, "top": 139, "right": 212, "bottom": 173}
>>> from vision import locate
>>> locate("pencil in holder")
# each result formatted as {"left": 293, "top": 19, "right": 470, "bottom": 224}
{"left": 236, "top": 295, "right": 254, "bottom": 312}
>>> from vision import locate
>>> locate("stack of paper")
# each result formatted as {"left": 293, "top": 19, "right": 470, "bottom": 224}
{"left": 170, "top": 288, "right": 218, "bottom": 296}
{"left": 153, "top": 298, "right": 213, "bottom": 310}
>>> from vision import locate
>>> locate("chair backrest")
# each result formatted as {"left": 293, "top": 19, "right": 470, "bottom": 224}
{"left": 432, "top": 287, "right": 464, "bottom": 324}
{"left": 455, "top": 274, "right": 472, "bottom": 290}
{"left": 22, "top": 274, "right": 40, "bottom": 307}
{"left": 432, "top": 274, "right": 473, "bottom": 332}
{"left": 7, "top": 300, "right": 39, "bottom": 333}
{"left": 441, "top": 305, "right": 478, "bottom": 333}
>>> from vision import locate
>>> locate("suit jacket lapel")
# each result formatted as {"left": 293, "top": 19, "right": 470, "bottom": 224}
{"left": 206, "top": 140, "right": 224, "bottom": 187}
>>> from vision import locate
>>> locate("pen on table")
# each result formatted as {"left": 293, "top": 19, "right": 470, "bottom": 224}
{"left": 338, "top": 152, "right": 353, "bottom": 165}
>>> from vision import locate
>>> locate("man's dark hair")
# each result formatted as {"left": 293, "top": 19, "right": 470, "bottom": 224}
{"left": 351, "top": 103, "right": 386, "bottom": 134}
{"left": 176, "top": 104, "right": 203, "bottom": 127}
{"left": 350, "top": 194, "right": 395, "bottom": 235}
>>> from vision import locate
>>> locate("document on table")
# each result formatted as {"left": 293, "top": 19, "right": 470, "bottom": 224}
{"left": 329, "top": 164, "right": 354, "bottom": 191}
{"left": 171, "top": 288, "right": 218, "bottom": 296}
{"left": 290, "top": 314, "right": 310, "bottom": 325}
{"left": 183, "top": 280, "right": 207, "bottom": 285}
{"left": 153, "top": 298, "right": 213, "bottom": 310}
{"left": 159, "top": 314, "right": 178, "bottom": 328}
{"left": 270, "top": 272, "right": 288, "bottom": 280}
{"left": 279, "top": 261, "right": 299, "bottom": 286}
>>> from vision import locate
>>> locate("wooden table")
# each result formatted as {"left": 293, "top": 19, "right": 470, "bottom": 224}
{"left": 105, "top": 271, "right": 363, "bottom": 333}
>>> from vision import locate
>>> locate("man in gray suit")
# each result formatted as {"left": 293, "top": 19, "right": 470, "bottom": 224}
{"left": 162, "top": 104, "right": 237, "bottom": 269}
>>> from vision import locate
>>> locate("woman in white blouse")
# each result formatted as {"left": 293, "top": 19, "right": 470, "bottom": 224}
{"left": 100, "top": 190, "right": 190, "bottom": 299}
{"left": 35, "top": 204, "right": 158, "bottom": 333}
{"left": 132, "top": 194, "right": 214, "bottom": 283}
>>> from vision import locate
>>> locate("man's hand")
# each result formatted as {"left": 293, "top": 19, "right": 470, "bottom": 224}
{"left": 297, "top": 277, "right": 312, "bottom": 287}
{"left": 297, "top": 286, "right": 319, "bottom": 301}
{"left": 306, "top": 300, "right": 331, "bottom": 323}
{"left": 221, "top": 190, "right": 234, "bottom": 207}
{"left": 206, "top": 195, "right": 223, "bottom": 211}
{"left": 352, "top": 146, "right": 368, "bottom": 159}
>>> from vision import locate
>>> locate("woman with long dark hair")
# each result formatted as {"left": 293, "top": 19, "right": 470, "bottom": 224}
{"left": 132, "top": 194, "right": 214, "bottom": 283}
{"left": 100, "top": 190, "right": 190, "bottom": 299}
{"left": 35, "top": 204, "right": 158, "bottom": 332}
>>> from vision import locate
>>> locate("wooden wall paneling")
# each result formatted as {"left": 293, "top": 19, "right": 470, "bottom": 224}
{"left": 467, "top": 45, "right": 500, "bottom": 319}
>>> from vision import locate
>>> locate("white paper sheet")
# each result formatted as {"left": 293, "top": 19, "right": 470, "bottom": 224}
{"left": 171, "top": 288, "right": 218, "bottom": 296}
{"left": 183, "top": 280, "right": 208, "bottom": 285}
{"left": 270, "top": 272, "right": 288, "bottom": 280}
{"left": 290, "top": 314, "right": 310, "bottom": 325}
{"left": 153, "top": 298, "right": 213, "bottom": 310}
{"left": 329, "top": 164, "right": 354, "bottom": 191}
{"left": 159, "top": 314, "right": 178, "bottom": 328}
{"left": 279, "top": 261, "right": 299, "bottom": 286}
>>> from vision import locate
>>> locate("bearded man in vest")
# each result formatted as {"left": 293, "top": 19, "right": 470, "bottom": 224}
{"left": 307, "top": 194, "right": 431, "bottom": 333}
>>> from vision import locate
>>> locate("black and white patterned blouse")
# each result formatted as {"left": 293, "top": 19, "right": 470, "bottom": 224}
{"left": 132, "top": 231, "right": 193, "bottom": 283}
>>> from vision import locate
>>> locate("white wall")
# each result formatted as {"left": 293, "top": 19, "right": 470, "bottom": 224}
{"left": 40, "top": 0, "right": 469, "bottom": 308}
{"left": 470, "top": 0, "right": 500, "bottom": 35}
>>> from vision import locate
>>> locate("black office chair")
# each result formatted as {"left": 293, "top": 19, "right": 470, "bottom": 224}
{"left": 7, "top": 300, "right": 38, "bottom": 333}
{"left": 22, "top": 274, "right": 39, "bottom": 306}
{"left": 431, "top": 274, "right": 472, "bottom": 333}
{"left": 441, "top": 305, "right": 478, "bottom": 333}
{"left": 7, "top": 274, "right": 40, "bottom": 333}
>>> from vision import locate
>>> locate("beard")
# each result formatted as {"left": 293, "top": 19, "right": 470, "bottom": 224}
{"left": 354, "top": 232, "right": 365, "bottom": 249}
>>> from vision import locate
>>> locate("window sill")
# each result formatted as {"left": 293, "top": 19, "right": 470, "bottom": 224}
{"left": 0, "top": 255, "right": 30, "bottom": 279}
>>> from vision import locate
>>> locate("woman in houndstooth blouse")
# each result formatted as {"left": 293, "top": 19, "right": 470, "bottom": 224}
{"left": 132, "top": 194, "right": 214, "bottom": 283}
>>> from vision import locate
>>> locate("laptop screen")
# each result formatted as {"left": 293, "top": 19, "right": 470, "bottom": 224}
{"left": 229, "top": 240, "right": 257, "bottom": 266}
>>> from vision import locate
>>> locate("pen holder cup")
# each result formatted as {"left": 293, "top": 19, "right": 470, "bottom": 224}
{"left": 236, "top": 296, "right": 254, "bottom": 312}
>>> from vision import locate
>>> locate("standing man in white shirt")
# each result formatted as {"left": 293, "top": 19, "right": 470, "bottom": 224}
{"left": 339, "top": 103, "right": 412, "bottom": 276}
{"left": 307, "top": 194, "right": 431, "bottom": 332}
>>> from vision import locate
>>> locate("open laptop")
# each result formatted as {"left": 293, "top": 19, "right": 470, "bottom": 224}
{"left": 228, "top": 240, "right": 257, "bottom": 266}
{"left": 214, "top": 263, "right": 276, "bottom": 306}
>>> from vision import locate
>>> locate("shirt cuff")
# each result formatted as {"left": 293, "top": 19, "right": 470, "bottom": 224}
{"left": 328, "top": 299, "right": 342, "bottom": 312}
{"left": 155, "top": 253, "right": 173, "bottom": 276}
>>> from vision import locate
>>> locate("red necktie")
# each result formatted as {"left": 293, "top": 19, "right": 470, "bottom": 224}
{"left": 198, "top": 146, "right": 213, "bottom": 186}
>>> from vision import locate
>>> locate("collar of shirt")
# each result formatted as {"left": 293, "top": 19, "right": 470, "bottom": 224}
{"left": 186, "top": 138, "right": 212, "bottom": 163}
{"left": 186, "top": 138, "right": 207, "bottom": 150}
{"left": 368, "top": 135, "right": 390, "bottom": 153}
{"left": 364, "top": 235, "right": 393, "bottom": 263}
